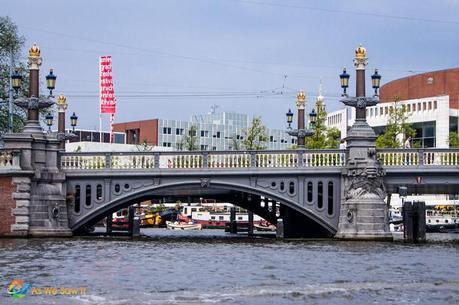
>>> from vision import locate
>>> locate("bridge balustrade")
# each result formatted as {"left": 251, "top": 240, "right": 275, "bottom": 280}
{"left": 60, "top": 150, "right": 346, "bottom": 170}
{"left": 377, "top": 149, "right": 459, "bottom": 167}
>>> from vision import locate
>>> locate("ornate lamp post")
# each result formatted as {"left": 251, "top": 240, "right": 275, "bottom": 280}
{"left": 45, "top": 113, "right": 53, "bottom": 133}
{"left": 335, "top": 44, "right": 392, "bottom": 241}
{"left": 12, "top": 43, "right": 55, "bottom": 134}
{"left": 70, "top": 112, "right": 78, "bottom": 132}
{"left": 286, "top": 91, "right": 316, "bottom": 148}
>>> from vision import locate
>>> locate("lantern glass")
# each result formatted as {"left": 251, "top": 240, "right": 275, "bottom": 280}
{"left": 371, "top": 69, "right": 381, "bottom": 89}
{"left": 70, "top": 112, "right": 78, "bottom": 127}
{"left": 339, "top": 68, "right": 350, "bottom": 88}
{"left": 11, "top": 70, "right": 22, "bottom": 91}
{"left": 45, "top": 114, "right": 53, "bottom": 127}
{"left": 286, "top": 109, "right": 293, "bottom": 124}
{"left": 46, "top": 69, "right": 57, "bottom": 90}
{"left": 309, "top": 109, "right": 317, "bottom": 125}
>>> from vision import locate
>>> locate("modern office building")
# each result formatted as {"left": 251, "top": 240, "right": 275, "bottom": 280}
{"left": 325, "top": 67, "right": 459, "bottom": 148}
{"left": 114, "top": 111, "right": 296, "bottom": 150}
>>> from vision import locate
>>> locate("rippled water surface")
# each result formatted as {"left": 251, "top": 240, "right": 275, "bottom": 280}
{"left": 1, "top": 230, "right": 458, "bottom": 304}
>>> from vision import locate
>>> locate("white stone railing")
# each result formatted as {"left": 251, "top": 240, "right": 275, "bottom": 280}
{"left": 60, "top": 149, "right": 459, "bottom": 170}
{"left": 60, "top": 150, "right": 346, "bottom": 170}
{"left": 0, "top": 150, "right": 21, "bottom": 170}
{"left": 378, "top": 149, "right": 459, "bottom": 166}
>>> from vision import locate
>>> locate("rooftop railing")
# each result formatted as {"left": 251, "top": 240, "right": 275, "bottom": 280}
{"left": 377, "top": 148, "right": 459, "bottom": 167}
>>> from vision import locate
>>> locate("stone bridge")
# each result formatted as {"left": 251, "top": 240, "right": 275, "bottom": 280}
{"left": 59, "top": 148, "right": 459, "bottom": 236}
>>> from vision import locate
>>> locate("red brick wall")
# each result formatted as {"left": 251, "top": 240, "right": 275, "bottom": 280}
{"left": 113, "top": 119, "right": 158, "bottom": 145}
{"left": 380, "top": 68, "right": 459, "bottom": 109}
{"left": 0, "top": 177, "right": 15, "bottom": 235}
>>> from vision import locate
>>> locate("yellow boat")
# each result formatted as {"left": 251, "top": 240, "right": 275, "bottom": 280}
{"left": 140, "top": 213, "right": 162, "bottom": 227}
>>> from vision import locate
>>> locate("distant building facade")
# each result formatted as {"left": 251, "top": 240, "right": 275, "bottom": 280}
{"left": 114, "top": 112, "right": 296, "bottom": 150}
{"left": 67, "top": 129, "right": 126, "bottom": 144}
{"left": 325, "top": 68, "right": 459, "bottom": 148}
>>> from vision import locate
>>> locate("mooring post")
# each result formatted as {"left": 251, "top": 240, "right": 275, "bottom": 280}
{"left": 230, "top": 207, "right": 237, "bottom": 234}
{"left": 106, "top": 213, "right": 113, "bottom": 234}
{"left": 248, "top": 211, "right": 254, "bottom": 236}
{"left": 414, "top": 201, "right": 426, "bottom": 243}
{"left": 276, "top": 218, "right": 284, "bottom": 238}
{"left": 403, "top": 201, "right": 414, "bottom": 243}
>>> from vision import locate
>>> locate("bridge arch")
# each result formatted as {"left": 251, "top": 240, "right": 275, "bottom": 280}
{"left": 70, "top": 179, "right": 338, "bottom": 237}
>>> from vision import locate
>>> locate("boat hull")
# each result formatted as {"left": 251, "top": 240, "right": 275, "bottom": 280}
{"left": 166, "top": 221, "right": 202, "bottom": 231}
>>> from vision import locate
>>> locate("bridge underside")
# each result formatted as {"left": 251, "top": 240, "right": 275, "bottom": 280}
{"left": 68, "top": 176, "right": 340, "bottom": 238}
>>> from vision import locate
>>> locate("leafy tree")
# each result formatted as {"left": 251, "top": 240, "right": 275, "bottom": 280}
{"left": 375, "top": 100, "right": 415, "bottom": 148}
{"left": 0, "top": 16, "right": 27, "bottom": 135}
{"left": 178, "top": 124, "right": 199, "bottom": 151}
{"left": 230, "top": 134, "right": 241, "bottom": 150}
{"left": 304, "top": 98, "right": 341, "bottom": 149}
{"left": 449, "top": 132, "right": 459, "bottom": 148}
{"left": 136, "top": 139, "right": 153, "bottom": 151}
{"left": 241, "top": 116, "right": 268, "bottom": 150}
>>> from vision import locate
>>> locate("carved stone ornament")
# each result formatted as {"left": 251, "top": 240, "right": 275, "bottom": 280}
{"left": 200, "top": 178, "right": 210, "bottom": 188}
{"left": 344, "top": 159, "right": 386, "bottom": 200}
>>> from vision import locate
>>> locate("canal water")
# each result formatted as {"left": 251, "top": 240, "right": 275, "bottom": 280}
{"left": 1, "top": 229, "right": 458, "bottom": 304}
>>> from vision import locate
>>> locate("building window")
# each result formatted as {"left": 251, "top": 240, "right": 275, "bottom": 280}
{"left": 428, "top": 101, "right": 432, "bottom": 110}
{"left": 385, "top": 107, "right": 388, "bottom": 115}
{"left": 163, "top": 127, "right": 171, "bottom": 134}
{"left": 423, "top": 102, "right": 426, "bottom": 111}
{"left": 212, "top": 146, "right": 217, "bottom": 151}
{"left": 434, "top": 100, "right": 437, "bottom": 109}
{"left": 200, "top": 145, "right": 208, "bottom": 150}
{"left": 380, "top": 107, "right": 383, "bottom": 116}
{"left": 270, "top": 135, "right": 274, "bottom": 142}
{"left": 413, "top": 104, "right": 416, "bottom": 111}
{"left": 176, "top": 128, "right": 183, "bottom": 135}
{"left": 418, "top": 103, "right": 421, "bottom": 111}
{"left": 200, "top": 130, "right": 209, "bottom": 137}
{"left": 162, "top": 142, "right": 171, "bottom": 147}
{"left": 407, "top": 104, "right": 411, "bottom": 112}
{"left": 216, "top": 131, "right": 221, "bottom": 138}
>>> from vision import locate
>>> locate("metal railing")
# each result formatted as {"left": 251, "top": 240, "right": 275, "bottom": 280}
{"left": 60, "top": 149, "right": 346, "bottom": 170}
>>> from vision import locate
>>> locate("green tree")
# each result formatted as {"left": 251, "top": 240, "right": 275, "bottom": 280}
{"left": 242, "top": 116, "right": 268, "bottom": 150}
{"left": 304, "top": 98, "right": 341, "bottom": 149}
{"left": 0, "top": 16, "right": 27, "bottom": 135}
{"left": 375, "top": 100, "right": 416, "bottom": 148}
{"left": 178, "top": 124, "right": 199, "bottom": 151}
{"left": 449, "top": 131, "right": 459, "bottom": 148}
{"left": 230, "top": 134, "right": 241, "bottom": 150}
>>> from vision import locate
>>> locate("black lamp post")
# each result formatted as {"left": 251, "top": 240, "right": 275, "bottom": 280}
{"left": 371, "top": 69, "right": 381, "bottom": 96}
{"left": 45, "top": 113, "right": 53, "bottom": 133}
{"left": 46, "top": 69, "right": 57, "bottom": 97}
{"left": 286, "top": 91, "right": 315, "bottom": 148}
{"left": 286, "top": 108, "right": 293, "bottom": 129}
{"left": 70, "top": 112, "right": 78, "bottom": 132}
{"left": 11, "top": 70, "right": 23, "bottom": 94}
{"left": 339, "top": 68, "right": 350, "bottom": 97}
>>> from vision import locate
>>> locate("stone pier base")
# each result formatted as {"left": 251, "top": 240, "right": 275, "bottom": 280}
{"left": 335, "top": 198, "right": 392, "bottom": 241}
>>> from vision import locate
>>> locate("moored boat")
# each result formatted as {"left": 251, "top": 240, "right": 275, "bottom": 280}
{"left": 166, "top": 221, "right": 202, "bottom": 230}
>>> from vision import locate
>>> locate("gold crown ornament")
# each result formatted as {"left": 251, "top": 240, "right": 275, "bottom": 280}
{"left": 29, "top": 43, "right": 41, "bottom": 58}
{"left": 355, "top": 44, "right": 366, "bottom": 59}
{"left": 56, "top": 94, "right": 68, "bottom": 112}
{"left": 296, "top": 90, "right": 306, "bottom": 108}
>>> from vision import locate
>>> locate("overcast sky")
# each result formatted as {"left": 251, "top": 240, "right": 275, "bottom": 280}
{"left": 3, "top": 0, "right": 459, "bottom": 130}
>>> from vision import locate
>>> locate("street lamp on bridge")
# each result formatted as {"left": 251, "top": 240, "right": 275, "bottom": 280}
{"left": 285, "top": 91, "right": 316, "bottom": 148}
